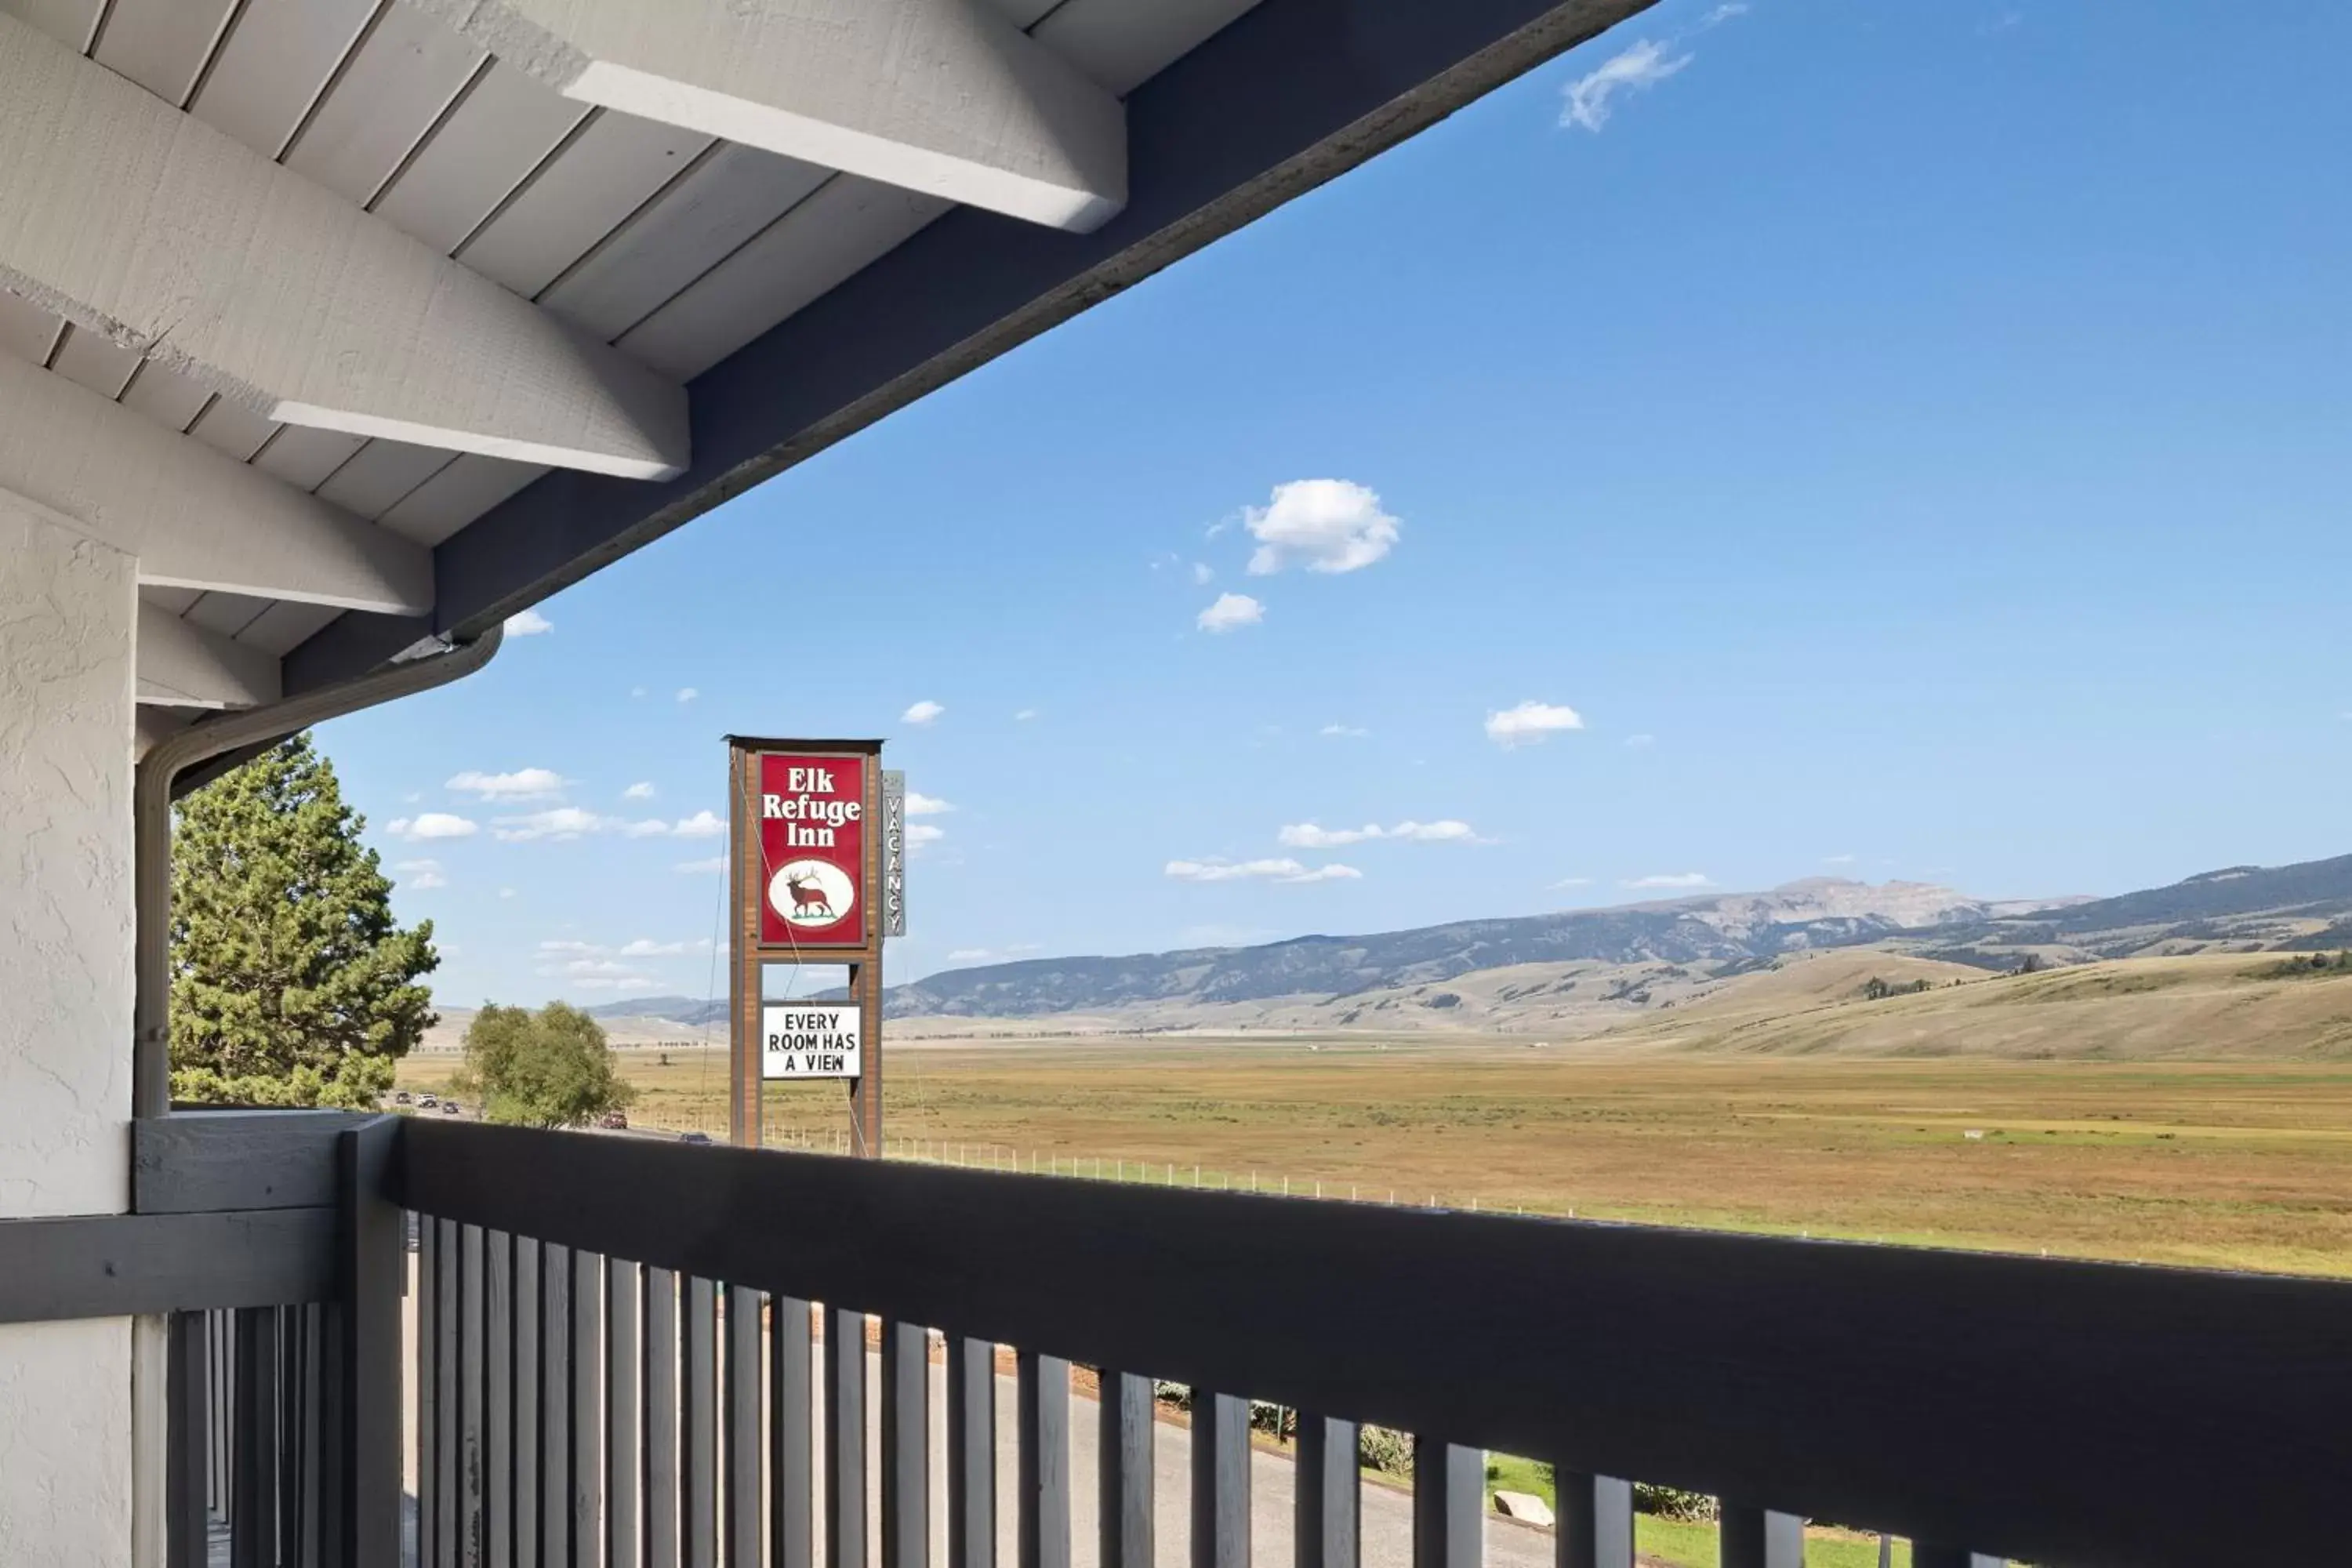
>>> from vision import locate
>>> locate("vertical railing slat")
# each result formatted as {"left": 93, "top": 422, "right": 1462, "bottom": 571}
{"left": 1189, "top": 1392, "right": 1247, "bottom": 1568}
{"left": 460, "top": 1227, "right": 488, "bottom": 1566}
{"left": 1295, "top": 1414, "right": 1357, "bottom": 1568}
{"left": 1017, "top": 1352, "right": 1070, "bottom": 1568}
{"left": 725, "top": 1287, "right": 764, "bottom": 1567}
{"left": 1098, "top": 1370, "right": 1152, "bottom": 1568}
{"left": 826, "top": 1308, "right": 867, "bottom": 1568}
{"left": 644, "top": 1268, "right": 681, "bottom": 1568}
{"left": 608, "top": 1259, "right": 644, "bottom": 1568}
{"left": 575, "top": 1251, "right": 608, "bottom": 1567}
{"left": 771, "top": 1297, "right": 815, "bottom": 1568}
{"left": 1553, "top": 1473, "right": 1632, "bottom": 1568}
{"left": 232, "top": 1306, "right": 281, "bottom": 1568}
{"left": 945, "top": 1337, "right": 994, "bottom": 1568}
{"left": 299, "top": 1303, "right": 325, "bottom": 1567}
{"left": 486, "top": 1232, "right": 515, "bottom": 1568}
{"left": 684, "top": 1276, "right": 720, "bottom": 1568}
{"left": 416, "top": 1223, "right": 438, "bottom": 1568}
{"left": 1912, "top": 1547, "right": 2004, "bottom": 1568}
{"left": 1411, "top": 1440, "right": 1482, "bottom": 1568}
{"left": 165, "top": 1311, "right": 210, "bottom": 1568}
{"left": 435, "top": 1220, "right": 460, "bottom": 1568}
{"left": 882, "top": 1321, "right": 931, "bottom": 1568}
{"left": 542, "top": 1244, "right": 574, "bottom": 1566}
{"left": 1720, "top": 1505, "right": 1806, "bottom": 1568}
{"left": 512, "top": 1240, "right": 540, "bottom": 1568}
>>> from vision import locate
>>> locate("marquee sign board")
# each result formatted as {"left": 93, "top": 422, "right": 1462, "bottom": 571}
{"left": 762, "top": 1004, "right": 862, "bottom": 1079}
{"left": 728, "top": 736, "right": 887, "bottom": 1151}
{"left": 754, "top": 750, "right": 869, "bottom": 949}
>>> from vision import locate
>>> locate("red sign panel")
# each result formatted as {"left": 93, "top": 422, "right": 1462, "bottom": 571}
{"left": 753, "top": 751, "right": 868, "bottom": 949}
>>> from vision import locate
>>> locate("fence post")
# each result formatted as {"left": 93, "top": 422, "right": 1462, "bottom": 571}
{"left": 337, "top": 1119, "right": 403, "bottom": 1568}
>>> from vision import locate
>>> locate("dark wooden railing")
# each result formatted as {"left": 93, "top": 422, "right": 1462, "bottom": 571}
{"left": 94, "top": 1111, "right": 2351, "bottom": 1566}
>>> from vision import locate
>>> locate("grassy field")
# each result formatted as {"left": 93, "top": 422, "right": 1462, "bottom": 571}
{"left": 397, "top": 1039, "right": 2352, "bottom": 1276}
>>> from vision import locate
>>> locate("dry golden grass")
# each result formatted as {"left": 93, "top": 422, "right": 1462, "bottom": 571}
{"left": 399, "top": 1038, "right": 2352, "bottom": 1278}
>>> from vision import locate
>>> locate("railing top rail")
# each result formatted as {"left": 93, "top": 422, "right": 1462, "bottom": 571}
{"left": 394, "top": 1117, "right": 2351, "bottom": 1568}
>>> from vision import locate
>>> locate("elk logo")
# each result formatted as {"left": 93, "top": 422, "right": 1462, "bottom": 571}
{"left": 768, "top": 857, "right": 856, "bottom": 931}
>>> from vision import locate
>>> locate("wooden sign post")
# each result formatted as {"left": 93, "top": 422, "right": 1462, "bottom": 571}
{"left": 725, "top": 737, "right": 884, "bottom": 1154}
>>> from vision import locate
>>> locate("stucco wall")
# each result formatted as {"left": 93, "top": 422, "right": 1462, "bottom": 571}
{"left": 0, "top": 490, "right": 135, "bottom": 1563}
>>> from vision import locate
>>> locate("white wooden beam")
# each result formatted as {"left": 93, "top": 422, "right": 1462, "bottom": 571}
{"left": 0, "top": 350, "right": 432, "bottom": 615}
{"left": 136, "top": 602, "right": 282, "bottom": 710}
{"left": 415, "top": 0, "right": 1127, "bottom": 233}
{"left": 0, "top": 13, "right": 689, "bottom": 480}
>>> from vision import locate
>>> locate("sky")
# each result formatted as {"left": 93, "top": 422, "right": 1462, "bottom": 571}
{"left": 314, "top": 0, "right": 2352, "bottom": 1007}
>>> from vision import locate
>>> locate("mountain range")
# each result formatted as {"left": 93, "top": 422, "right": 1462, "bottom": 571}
{"left": 572, "top": 851, "right": 2352, "bottom": 1029}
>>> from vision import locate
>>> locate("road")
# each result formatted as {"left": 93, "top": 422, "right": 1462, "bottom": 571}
{"left": 402, "top": 1269, "right": 1552, "bottom": 1568}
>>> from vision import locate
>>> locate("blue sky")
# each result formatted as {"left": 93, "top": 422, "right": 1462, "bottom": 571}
{"left": 317, "top": 0, "right": 2352, "bottom": 1006}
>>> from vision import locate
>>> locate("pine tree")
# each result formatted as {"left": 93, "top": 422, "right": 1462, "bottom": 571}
{"left": 170, "top": 735, "right": 437, "bottom": 1109}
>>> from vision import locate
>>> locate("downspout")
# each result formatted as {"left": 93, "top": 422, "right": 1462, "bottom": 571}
{"left": 132, "top": 625, "right": 505, "bottom": 1120}
{"left": 127, "top": 626, "right": 501, "bottom": 1568}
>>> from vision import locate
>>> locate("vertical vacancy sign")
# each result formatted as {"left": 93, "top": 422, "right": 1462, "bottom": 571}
{"left": 728, "top": 737, "right": 885, "bottom": 1153}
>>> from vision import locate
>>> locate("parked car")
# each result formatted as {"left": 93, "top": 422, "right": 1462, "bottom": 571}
{"left": 418, "top": 1095, "right": 437, "bottom": 1108}
{"left": 441, "top": 1100, "right": 462, "bottom": 1115}
{"left": 680, "top": 1131, "right": 713, "bottom": 1145}
{"left": 597, "top": 1110, "right": 629, "bottom": 1130}
{"left": 393, "top": 1091, "right": 412, "bottom": 1105}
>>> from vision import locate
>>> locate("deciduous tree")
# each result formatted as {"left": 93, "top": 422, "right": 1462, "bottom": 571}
{"left": 456, "top": 1001, "right": 636, "bottom": 1128}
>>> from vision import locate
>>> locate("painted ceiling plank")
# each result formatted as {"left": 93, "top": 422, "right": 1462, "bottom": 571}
{"left": 137, "top": 599, "right": 282, "bottom": 709}
{"left": 369, "top": 59, "right": 590, "bottom": 256}
{"left": 537, "top": 140, "right": 829, "bottom": 344}
{"left": 279, "top": 1, "right": 485, "bottom": 208}
{"left": 411, "top": 0, "right": 1127, "bottom": 232}
{"left": 187, "top": 0, "right": 379, "bottom": 162}
{"left": 0, "top": 13, "right": 689, "bottom": 480}
{"left": 0, "top": 350, "right": 431, "bottom": 613}
{"left": 377, "top": 452, "right": 546, "bottom": 547}
{"left": 90, "top": 0, "right": 239, "bottom": 109}
{"left": 618, "top": 175, "right": 946, "bottom": 383}
{"left": 454, "top": 107, "right": 708, "bottom": 299}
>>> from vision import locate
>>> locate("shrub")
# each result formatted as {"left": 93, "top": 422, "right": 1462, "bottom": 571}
{"left": 1635, "top": 1484, "right": 1719, "bottom": 1522}
{"left": 1356, "top": 1425, "right": 1414, "bottom": 1475}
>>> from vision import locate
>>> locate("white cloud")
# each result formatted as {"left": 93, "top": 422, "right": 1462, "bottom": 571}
{"left": 1191, "top": 561, "right": 1214, "bottom": 586}
{"left": 906, "top": 792, "right": 953, "bottom": 816}
{"left": 504, "top": 608, "right": 553, "bottom": 636}
{"left": 1549, "top": 877, "right": 1594, "bottom": 890}
{"left": 675, "top": 857, "right": 724, "bottom": 874}
{"left": 387, "top": 812, "right": 478, "bottom": 841}
{"left": 402, "top": 792, "right": 422, "bottom": 804}
{"left": 1164, "top": 857, "right": 1363, "bottom": 885}
{"left": 1823, "top": 854, "right": 1857, "bottom": 866}
{"left": 1624, "top": 733, "right": 1656, "bottom": 750}
{"left": 1196, "top": 592, "right": 1264, "bottom": 633}
{"left": 906, "top": 824, "right": 947, "bottom": 854}
{"left": 676, "top": 687, "right": 698, "bottom": 704}
{"left": 569, "top": 975, "right": 663, "bottom": 992}
{"left": 1014, "top": 709, "right": 1039, "bottom": 721}
{"left": 619, "top": 938, "right": 706, "bottom": 957}
{"left": 622, "top": 781, "right": 657, "bottom": 800}
{"left": 902, "top": 699, "right": 945, "bottom": 726}
{"left": 495, "top": 806, "right": 721, "bottom": 842}
{"left": 394, "top": 858, "right": 447, "bottom": 890}
{"left": 446, "top": 767, "right": 568, "bottom": 801}
{"left": 498, "top": 887, "right": 516, "bottom": 899}
{"left": 1319, "top": 724, "right": 1370, "bottom": 739}
{"left": 1561, "top": 38, "right": 1693, "bottom": 132}
{"left": 538, "top": 939, "right": 601, "bottom": 955}
{"left": 1277, "top": 819, "right": 1485, "bottom": 848}
{"left": 494, "top": 807, "right": 610, "bottom": 842}
{"left": 1243, "top": 479, "right": 1399, "bottom": 575}
{"left": 1485, "top": 700, "right": 1585, "bottom": 747}
{"left": 947, "top": 949, "right": 991, "bottom": 963}
{"left": 630, "top": 685, "right": 648, "bottom": 699}
{"left": 1622, "top": 873, "right": 1714, "bottom": 891}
